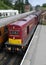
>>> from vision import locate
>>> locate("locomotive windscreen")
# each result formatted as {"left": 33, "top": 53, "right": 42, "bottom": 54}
{"left": 10, "top": 30, "right": 19, "bottom": 35}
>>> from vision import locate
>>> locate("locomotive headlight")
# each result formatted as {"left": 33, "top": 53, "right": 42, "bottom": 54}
{"left": 8, "top": 47, "right": 11, "bottom": 51}
{"left": 13, "top": 37, "right": 15, "bottom": 39}
{"left": 13, "top": 26, "right": 15, "bottom": 29}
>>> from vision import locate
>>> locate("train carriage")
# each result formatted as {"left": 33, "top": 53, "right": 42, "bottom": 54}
{"left": 5, "top": 14, "right": 38, "bottom": 52}
{"left": 0, "top": 26, "right": 8, "bottom": 48}
{"left": 32, "top": 11, "right": 42, "bottom": 23}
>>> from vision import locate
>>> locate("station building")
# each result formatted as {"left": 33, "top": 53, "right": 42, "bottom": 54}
{"left": 24, "top": 4, "right": 30, "bottom": 12}
{"left": 0, "top": 10, "right": 19, "bottom": 17}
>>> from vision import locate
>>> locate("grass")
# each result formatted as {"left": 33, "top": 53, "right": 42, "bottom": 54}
{"left": 41, "top": 21, "right": 46, "bottom": 25}
{"left": 41, "top": 7, "right": 46, "bottom": 10}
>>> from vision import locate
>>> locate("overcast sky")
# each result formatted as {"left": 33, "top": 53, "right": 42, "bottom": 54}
{"left": 29, "top": 0, "right": 46, "bottom": 6}
{"left": 12, "top": 0, "right": 46, "bottom": 6}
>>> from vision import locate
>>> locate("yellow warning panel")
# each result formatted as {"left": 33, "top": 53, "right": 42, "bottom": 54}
{"left": 9, "top": 38, "right": 22, "bottom": 45}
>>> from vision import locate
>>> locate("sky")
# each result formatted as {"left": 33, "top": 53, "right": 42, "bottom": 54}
{"left": 29, "top": 0, "right": 46, "bottom": 6}
{"left": 12, "top": 0, "right": 46, "bottom": 6}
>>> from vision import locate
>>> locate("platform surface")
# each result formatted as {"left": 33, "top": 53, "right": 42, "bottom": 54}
{"left": 20, "top": 25, "right": 46, "bottom": 65}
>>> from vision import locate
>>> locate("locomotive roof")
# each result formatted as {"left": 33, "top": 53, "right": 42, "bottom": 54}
{"left": 10, "top": 15, "right": 36, "bottom": 26}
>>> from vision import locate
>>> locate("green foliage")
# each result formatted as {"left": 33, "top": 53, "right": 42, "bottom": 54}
{"left": 2, "top": 0, "right": 12, "bottom": 7}
{"left": 0, "top": 0, "right": 12, "bottom": 9}
{"left": 25, "top": 0, "right": 29, "bottom": 5}
{"left": 14, "top": 0, "right": 24, "bottom": 13}
{"left": 42, "top": 3, "right": 46, "bottom": 7}
{"left": 0, "top": 0, "right": 32, "bottom": 12}
{"left": 14, "top": 0, "right": 32, "bottom": 13}
{"left": 35, "top": 5, "right": 40, "bottom": 11}
{"left": 30, "top": 6, "right": 32, "bottom": 11}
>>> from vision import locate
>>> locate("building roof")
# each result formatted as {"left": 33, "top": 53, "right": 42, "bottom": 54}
{"left": 0, "top": 10, "right": 18, "bottom": 13}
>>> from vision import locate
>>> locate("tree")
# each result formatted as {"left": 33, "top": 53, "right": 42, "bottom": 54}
{"left": 14, "top": 0, "right": 24, "bottom": 13}
{"left": 42, "top": 3, "right": 46, "bottom": 7}
{"left": 0, "top": 0, "right": 12, "bottom": 9}
{"left": 25, "top": 0, "right": 29, "bottom": 4}
{"left": 1, "top": 0, "right": 12, "bottom": 7}
{"left": 35, "top": 5, "right": 40, "bottom": 11}
{"left": 30, "top": 4, "right": 32, "bottom": 11}
{"left": 25, "top": 0, "right": 32, "bottom": 11}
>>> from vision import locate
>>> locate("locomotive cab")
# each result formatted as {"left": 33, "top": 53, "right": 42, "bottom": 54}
{"left": 8, "top": 25, "right": 22, "bottom": 45}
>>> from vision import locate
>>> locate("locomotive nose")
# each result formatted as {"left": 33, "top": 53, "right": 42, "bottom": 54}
{"left": 8, "top": 26, "right": 22, "bottom": 45}
{"left": 9, "top": 38, "right": 22, "bottom": 45}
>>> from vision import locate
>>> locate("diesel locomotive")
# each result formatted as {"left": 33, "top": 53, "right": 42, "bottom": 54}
{"left": 0, "top": 11, "right": 35, "bottom": 49}
{"left": 0, "top": 11, "right": 41, "bottom": 51}
{"left": 5, "top": 14, "right": 39, "bottom": 52}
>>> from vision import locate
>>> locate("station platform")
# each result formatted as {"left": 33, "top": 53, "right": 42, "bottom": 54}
{"left": 20, "top": 25, "right": 46, "bottom": 65}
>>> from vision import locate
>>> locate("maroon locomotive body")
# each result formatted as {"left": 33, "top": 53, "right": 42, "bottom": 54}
{"left": 5, "top": 15, "right": 38, "bottom": 51}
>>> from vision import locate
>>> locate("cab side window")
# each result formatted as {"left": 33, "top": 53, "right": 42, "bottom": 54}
{"left": 27, "top": 26, "right": 29, "bottom": 34}
{"left": 0, "top": 31, "right": 1, "bottom": 36}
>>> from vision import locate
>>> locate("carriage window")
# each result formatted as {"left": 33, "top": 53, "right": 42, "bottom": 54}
{"left": 4, "top": 26, "right": 8, "bottom": 32}
{"left": 0, "top": 31, "right": 1, "bottom": 36}
{"left": 10, "top": 30, "right": 19, "bottom": 35}
{"left": 27, "top": 26, "right": 29, "bottom": 34}
{"left": 14, "top": 13, "right": 16, "bottom": 15}
{"left": 6, "top": 13, "right": 8, "bottom": 16}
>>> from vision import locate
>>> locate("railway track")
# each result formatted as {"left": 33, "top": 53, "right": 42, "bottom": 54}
{"left": 0, "top": 52, "right": 5, "bottom": 61}
{"left": 0, "top": 52, "right": 23, "bottom": 65}
{"left": 0, "top": 53, "right": 11, "bottom": 65}
{"left": 13, "top": 55, "right": 22, "bottom": 65}
{"left": 8, "top": 54, "right": 22, "bottom": 65}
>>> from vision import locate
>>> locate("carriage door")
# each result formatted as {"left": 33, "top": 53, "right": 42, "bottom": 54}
{"left": 27, "top": 26, "right": 29, "bottom": 34}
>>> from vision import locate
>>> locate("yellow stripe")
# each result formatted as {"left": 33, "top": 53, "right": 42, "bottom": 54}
{"left": 9, "top": 38, "right": 22, "bottom": 45}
